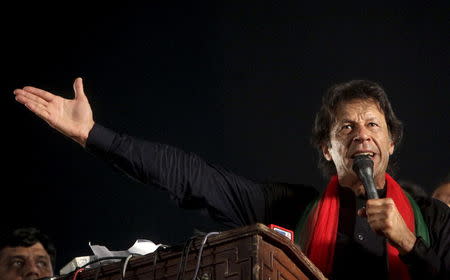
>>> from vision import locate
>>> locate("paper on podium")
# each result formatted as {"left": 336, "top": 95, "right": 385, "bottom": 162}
{"left": 89, "top": 239, "right": 163, "bottom": 257}
{"left": 60, "top": 239, "right": 164, "bottom": 275}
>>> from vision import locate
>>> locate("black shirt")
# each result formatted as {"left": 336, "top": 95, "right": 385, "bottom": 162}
{"left": 333, "top": 187, "right": 389, "bottom": 279}
{"left": 86, "top": 124, "right": 450, "bottom": 279}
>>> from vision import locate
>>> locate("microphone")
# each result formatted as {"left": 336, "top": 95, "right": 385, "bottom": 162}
{"left": 352, "top": 154, "right": 379, "bottom": 199}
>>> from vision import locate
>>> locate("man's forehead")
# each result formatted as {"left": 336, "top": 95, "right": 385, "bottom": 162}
{"left": 335, "top": 98, "right": 384, "bottom": 119}
{"left": 0, "top": 243, "right": 49, "bottom": 259}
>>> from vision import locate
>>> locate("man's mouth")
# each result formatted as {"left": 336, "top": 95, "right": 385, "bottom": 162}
{"left": 351, "top": 152, "right": 375, "bottom": 158}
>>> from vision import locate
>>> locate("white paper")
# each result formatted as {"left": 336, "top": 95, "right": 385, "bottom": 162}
{"left": 89, "top": 239, "right": 163, "bottom": 257}
{"left": 60, "top": 256, "right": 95, "bottom": 275}
{"left": 60, "top": 239, "right": 165, "bottom": 275}
{"left": 127, "top": 239, "right": 162, "bottom": 255}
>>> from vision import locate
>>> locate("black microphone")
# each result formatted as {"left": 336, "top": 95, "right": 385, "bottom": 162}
{"left": 352, "top": 154, "right": 379, "bottom": 199}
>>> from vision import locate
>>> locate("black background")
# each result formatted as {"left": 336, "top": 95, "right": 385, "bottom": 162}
{"left": 2, "top": 1, "right": 449, "bottom": 273}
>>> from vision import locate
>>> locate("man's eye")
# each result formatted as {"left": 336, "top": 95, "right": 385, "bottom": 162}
{"left": 11, "top": 260, "right": 24, "bottom": 267}
{"left": 37, "top": 261, "right": 49, "bottom": 268}
{"left": 342, "top": 124, "right": 352, "bottom": 130}
{"left": 368, "top": 122, "right": 379, "bottom": 127}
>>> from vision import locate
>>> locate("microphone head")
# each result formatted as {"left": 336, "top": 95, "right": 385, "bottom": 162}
{"left": 352, "top": 154, "right": 374, "bottom": 173}
{"left": 352, "top": 154, "right": 379, "bottom": 199}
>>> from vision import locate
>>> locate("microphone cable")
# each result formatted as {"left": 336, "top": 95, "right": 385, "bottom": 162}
{"left": 121, "top": 254, "right": 133, "bottom": 280}
{"left": 176, "top": 236, "right": 196, "bottom": 280}
{"left": 72, "top": 268, "right": 85, "bottom": 280}
{"left": 79, "top": 256, "right": 128, "bottom": 270}
{"left": 151, "top": 244, "right": 169, "bottom": 279}
{"left": 93, "top": 266, "right": 102, "bottom": 280}
{"left": 191, "top": 231, "right": 220, "bottom": 280}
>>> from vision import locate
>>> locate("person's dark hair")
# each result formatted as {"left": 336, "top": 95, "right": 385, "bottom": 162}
{"left": 437, "top": 173, "right": 450, "bottom": 187}
{"left": 0, "top": 227, "right": 56, "bottom": 270}
{"left": 433, "top": 172, "right": 450, "bottom": 195}
{"left": 311, "top": 80, "right": 404, "bottom": 177}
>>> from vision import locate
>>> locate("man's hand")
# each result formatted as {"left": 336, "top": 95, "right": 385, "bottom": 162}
{"left": 13, "top": 77, "right": 95, "bottom": 147}
{"left": 358, "top": 198, "right": 417, "bottom": 255}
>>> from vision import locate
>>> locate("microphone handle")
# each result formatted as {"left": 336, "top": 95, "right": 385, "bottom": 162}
{"left": 357, "top": 168, "right": 379, "bottom": 199}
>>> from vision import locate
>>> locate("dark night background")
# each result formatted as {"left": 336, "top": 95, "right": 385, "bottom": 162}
{"left": 1, "top": 1, "right": 449, "bottom": 273}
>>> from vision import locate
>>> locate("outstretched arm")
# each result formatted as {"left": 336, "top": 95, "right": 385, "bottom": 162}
{"left": 13, "top": 77, "right": 95, "bottom": 147}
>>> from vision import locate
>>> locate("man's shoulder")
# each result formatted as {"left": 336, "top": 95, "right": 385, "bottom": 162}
{"left": 416, "top": 195, "right": 450, "bottom": 223}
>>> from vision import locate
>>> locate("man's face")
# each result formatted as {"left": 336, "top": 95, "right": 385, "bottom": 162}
{"left": 322, "top": 98, "right": 394, "bottom": 188}
{"left": 0, "top": 242, "right": 53, "bottom": 280}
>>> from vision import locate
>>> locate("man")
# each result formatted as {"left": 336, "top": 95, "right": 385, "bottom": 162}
{"left": 0, "top": 227, "right": 55, "bottom": 280}
{"left": 432, "top": 175, "right": 450, "bottom": 207}
{"left": 13, "top": 78, "right": 449, "bottom": 279}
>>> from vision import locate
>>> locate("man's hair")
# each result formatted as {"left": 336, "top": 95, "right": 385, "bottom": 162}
{"left": 0, "top": 227, "right": 56, "bottom": 269}
{"left": 433, "top": 173, "right": 450, "bottom": 195}
{"left": 439, "top": 173, "right": 450, "bottom": 185}
{"left": 311, "top": 80, "right": 404, "bottom": 177}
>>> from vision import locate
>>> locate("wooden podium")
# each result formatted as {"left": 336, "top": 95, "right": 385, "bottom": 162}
{"left": 59, "top": 223, "right": 327, "bottom": 280}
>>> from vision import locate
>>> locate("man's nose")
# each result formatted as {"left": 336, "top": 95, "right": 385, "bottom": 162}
{"left": 352, "top": 126, "right": 371, "bottom": 142}
{"left": 23, "top": 262, "right": 41, "bottom": 278}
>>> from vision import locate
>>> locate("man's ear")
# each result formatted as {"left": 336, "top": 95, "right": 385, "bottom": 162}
{"left": 322, "top": 143, "right": 333, "bottom": 161}
{"left": 389, "top": 139, "right": 395, "bottom": 155}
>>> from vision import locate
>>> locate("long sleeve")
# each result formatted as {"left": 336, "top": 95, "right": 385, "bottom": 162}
{"left": 85, "top": 123, "right": 269, "bottom": 228}
{"left": 85, "top": 123, "right": 317, "bottom": 231}
{"left": 400, "top": 198, "right": 450, "bottom": 280}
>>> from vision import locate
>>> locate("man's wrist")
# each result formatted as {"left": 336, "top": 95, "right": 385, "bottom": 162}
{"left": 78, "top": 121, "right": 95, "bottom": 147}
{"left": 397, "top": 232, "right": 417, "bottom": 255}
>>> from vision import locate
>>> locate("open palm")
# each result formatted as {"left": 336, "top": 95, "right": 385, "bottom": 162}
{"left": 13, "top": 77, "right": 95, "bottom": 146}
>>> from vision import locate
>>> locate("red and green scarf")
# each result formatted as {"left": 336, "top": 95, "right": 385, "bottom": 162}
{"left": 295, "top": 173, "right": 430, "bottom": 279}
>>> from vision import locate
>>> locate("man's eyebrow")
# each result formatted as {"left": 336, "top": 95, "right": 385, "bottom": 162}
{"left": 336, "top": 119, "right": 355, "bottom": 124}
{"left": 366, "top": 116, "right": 381, "bottom": 121}
{"left": 338, "top": 116, "right": 380, "bottom": 123}
{"left": 7, "top": 255, "right": 26, "bottom": 259}
{"left": 6, "top": 255, "right": 50, "bottom": 263}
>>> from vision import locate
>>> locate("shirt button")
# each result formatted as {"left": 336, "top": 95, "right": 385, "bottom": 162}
{"left": 357, "top": 233, "right": 364, "bottom": 241}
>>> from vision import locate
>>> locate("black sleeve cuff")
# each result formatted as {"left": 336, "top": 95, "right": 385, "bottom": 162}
{"left": 85, "top": 123, "right": 116, "bottom": 157}
{"left": 400, "top": 236, "right": 429, "bottom": 265}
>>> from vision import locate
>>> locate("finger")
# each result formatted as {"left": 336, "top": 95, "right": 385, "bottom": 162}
{"left": 365, "top": 198, "right": 385, "bottom": 207}
{"left": 357, "top": 207, "right": 367, "bottom": 217}
{"left": 365, "top": 205, "right": 384, "bottom": 216}
{"left": 18, "top": 86, "right": 55, "bottom": 102}
{"left": 14, "top": 88, "right": 51, "bottom": 118}
{"left": 365, "top": 198, "right": 395, "bottom": 216}
{"left": 367, "top": 213, "right": 387, "bottom": 224}
{"left": 22, "top": 99, "right": 51, "bottom": 120}
{"left": 73, "top": 77, "right": 86, "bottom": 100}
{"left": 14, "top": 89, "right": 49, "bottom": 107}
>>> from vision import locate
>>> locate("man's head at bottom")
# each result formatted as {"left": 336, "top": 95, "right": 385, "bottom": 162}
{"left": 0, "top": 227, "right": 55, "bottom": 280}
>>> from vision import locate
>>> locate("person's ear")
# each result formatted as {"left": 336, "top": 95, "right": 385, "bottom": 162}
{"left": 322, "top": 143, "right": 333, "bottom": 161}
{"left": 389, "top": 139, "right": 394, "bottom": 155}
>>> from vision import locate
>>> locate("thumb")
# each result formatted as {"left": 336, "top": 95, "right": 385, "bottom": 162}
{"left": 73, "top": 77, "right": 87, "bottom": 100}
